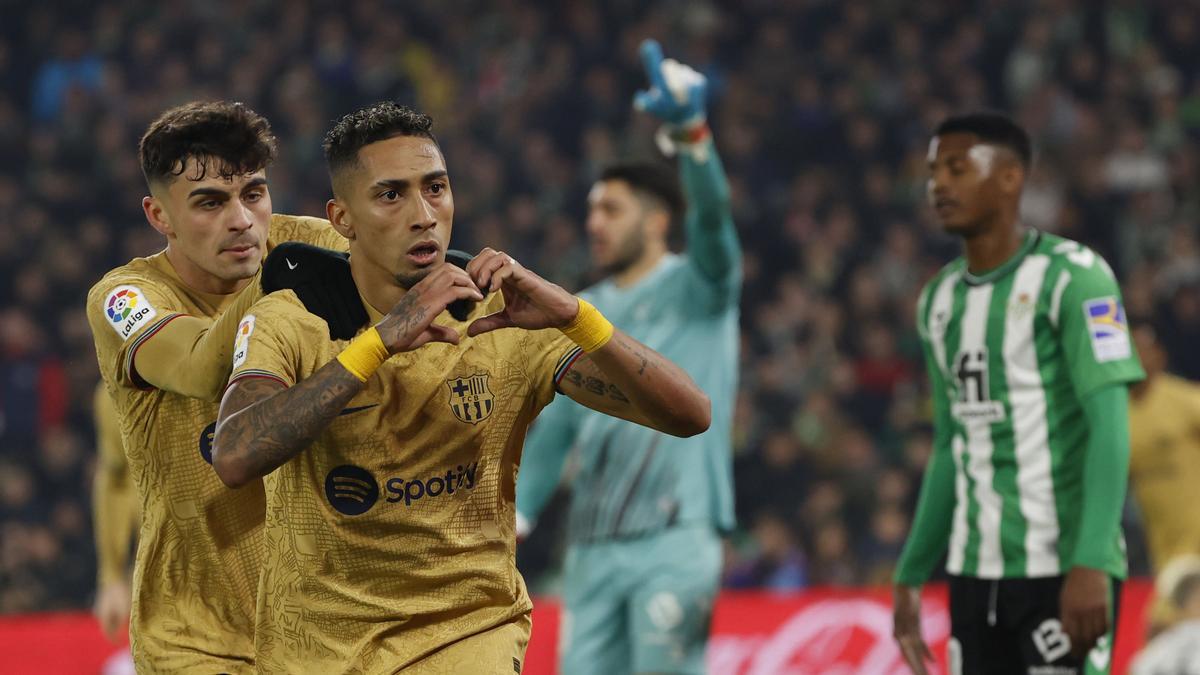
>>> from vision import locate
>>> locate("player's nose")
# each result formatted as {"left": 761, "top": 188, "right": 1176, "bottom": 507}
{"left": 410, "top": 196, "right": 437, "bottom": 231}
{"left": 228, "top": 202, "right": 254, "bottom": 231}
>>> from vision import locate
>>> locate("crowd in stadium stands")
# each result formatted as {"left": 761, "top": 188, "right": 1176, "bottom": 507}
{"left": 3, "top": 0, "right": 1200, "bottom": 613}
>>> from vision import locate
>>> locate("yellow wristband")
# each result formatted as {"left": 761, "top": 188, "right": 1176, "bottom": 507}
{"left": 336, "top": 327, "right": 390, "bottom": 382}
{"left": 560, "top": 298, "right": 614, "bottom": 353}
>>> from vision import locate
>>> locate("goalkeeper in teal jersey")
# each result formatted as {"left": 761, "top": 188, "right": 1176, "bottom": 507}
{"left": 516, "top": 40, "right": 738, "bottom": 675}
{"left": 893, "top": 112, "right": 1144, "bottom": 675}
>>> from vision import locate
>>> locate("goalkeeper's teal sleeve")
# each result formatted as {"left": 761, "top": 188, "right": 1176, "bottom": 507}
{"left": 681, "top": 142, "right": 740, "bottom": 290}
{"left": 516, "top": 395, "right": 580, "bottom": 526}
{"left": 894, "top": 329, "right": 956, "bottom": 587}
{"left": 1070, "top": 383, "right": 1131, "bottom": 575}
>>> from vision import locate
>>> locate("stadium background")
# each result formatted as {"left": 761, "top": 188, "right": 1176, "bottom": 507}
{"left": 1, "top": 0, "right": 1196, "bottom": 671}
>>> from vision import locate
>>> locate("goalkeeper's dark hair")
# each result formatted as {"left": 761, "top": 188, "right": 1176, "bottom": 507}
{"left": 324, "top": 102, "right": 438, "bottom": 181}
{"left": 139, "top": 101, "right": 277, "bottom": 187}
{"left": 599, "top": 161, "right": 686, "bottom": 226}
{"left": 935, "top": 111, "right": 1033, "bottom": 168}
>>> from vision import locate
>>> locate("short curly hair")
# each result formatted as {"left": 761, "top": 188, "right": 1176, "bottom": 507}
{"left": 139, "top": 101, "right": 277, "bottom": 187}
{"left": 323, "top": 101, "right": 438, "bottom": 179}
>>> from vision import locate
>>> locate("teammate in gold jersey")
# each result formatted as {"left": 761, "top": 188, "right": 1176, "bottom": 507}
{"left": 86, "top": 101, "right": 345, "bottom": 673}
{"left": 211, "top": 102, "right": 711, "bottom": 673}
{"left": 92, "top": 381, "right": 138, "bottom": 641}
{"left": 1128, "top": 324, "right": 1200, "bottom": 571}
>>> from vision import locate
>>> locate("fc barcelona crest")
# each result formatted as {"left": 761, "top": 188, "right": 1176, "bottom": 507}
{"left": 446, "top": 373, "right": 495, "bottom": 424}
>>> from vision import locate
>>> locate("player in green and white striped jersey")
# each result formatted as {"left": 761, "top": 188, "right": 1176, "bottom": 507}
{"left": 892, "top": 112, "right": 1143, "bottom": 675}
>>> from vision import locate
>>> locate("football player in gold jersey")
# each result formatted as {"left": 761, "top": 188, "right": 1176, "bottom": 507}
{"left": 211, "top": 102, "right": 711, "bottom": 673}
{"left": 86, "top": 101, "right": 345, "bottom": 672}
{"left": 1128, "top": 324, "right": 1200, "bottom": 571}
{"left": 91, "top": 381, "right": 138, "bottom": 641}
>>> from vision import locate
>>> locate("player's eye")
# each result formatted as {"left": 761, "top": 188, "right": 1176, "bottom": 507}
{"left": 427, "top": 182, "right": 447, "bottom": 195}
{"left": 244, "top": 189, "right": 265, "bottom": 203}
{"left": 380, "top": 190, "right": 400, "bottom": 202}
{"left": 198, "top": 199, "right": 221, "bottom": 210}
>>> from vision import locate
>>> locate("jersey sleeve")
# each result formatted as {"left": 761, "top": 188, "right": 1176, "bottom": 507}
{"left": 895, "top": 284, "right": 956, "bottom": 585}
{"left": 680, "top": 144, "right": 742, "bottom": 313}
{"left": 92, "top": 382, "right": 138, "bottom": 587}
{"left": 268, "top": 213, "right": 348, "bottom": 252}
{"left": 87, "top": 272, "right": 187, "bottom": 388}
{"left": 519, "top": 327, "right": 583, "bottom": 411}
{"left": 1054, "top": 251, "right": 1145, "bottom": 398}
{"left": 515, "top": 394, "right": 581, "bottom": 527}
{"left": 228, "top": 291, "right": 325, "bottom": 389}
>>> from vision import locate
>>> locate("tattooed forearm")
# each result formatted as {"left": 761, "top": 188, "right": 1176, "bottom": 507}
{"left": 375, "top": 289, "right": 426, "bottom": 352}
{"left": 561, "top": 330, "right": 709, "bottom": 437}
{"left": 212, "top": 361, "right": 364, "bottom": 487}
{"left": 562, "top": 368, "right": 629, "bottom": 403}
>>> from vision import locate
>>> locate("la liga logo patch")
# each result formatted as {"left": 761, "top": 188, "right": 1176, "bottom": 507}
{"left": 232, "top": 315, "right": 255, "bottom": 369}
{"left": 103, "top": 285, "right": 157, "bottom": 340}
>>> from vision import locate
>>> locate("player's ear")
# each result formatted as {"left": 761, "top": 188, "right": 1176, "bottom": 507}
{"left": 327, "top": 198, "right": 355, "bottom": 240}
{"left": 999, "top": 159, "right": 1025, "bottom": 197}
{"left": 647, "top": 207, "right": 671, "bottom": 241}
{"left": 143, "top": 194, "right": 173, "bottom": 237}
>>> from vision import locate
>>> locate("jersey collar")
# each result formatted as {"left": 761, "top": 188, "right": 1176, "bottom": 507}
{"left": 962, "top": 229, "right": 1041, "bottom": 287}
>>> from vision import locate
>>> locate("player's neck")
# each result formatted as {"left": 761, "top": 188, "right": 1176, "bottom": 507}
{"left": 350, "top": 259, "right": 405, "bottom": 317}
{"left": 962, "top": 218, "right": 1027, "bottom": 276}
{"left": 163, "top": 244, "right": 251, "bottom": 296}
{"left": 611, "top": 242, "right": 668, "bottom": 288}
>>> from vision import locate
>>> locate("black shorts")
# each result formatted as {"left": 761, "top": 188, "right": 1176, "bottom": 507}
{"left": 948, "top": 575, "right": 1121, "bottom": 675}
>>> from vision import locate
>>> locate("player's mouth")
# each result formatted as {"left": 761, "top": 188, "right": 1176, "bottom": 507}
{"left": 933, "top": 197, "right": 959, "bottom": 216}
{"left": 406, "top": 241, "right": 440, "bottom": 266}
{"left": 222, "top": 243, "right": 259, "bottom": 260}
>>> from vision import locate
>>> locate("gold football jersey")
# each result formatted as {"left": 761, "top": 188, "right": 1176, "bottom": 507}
{"left": 229, "top": 289, "right": 577, "bottom": 673}
{"left": 1128, "top": 373, "right": 1200, "bottom": 571}
{"left": 86, "top": 214, "right": 344, "bottom": 673}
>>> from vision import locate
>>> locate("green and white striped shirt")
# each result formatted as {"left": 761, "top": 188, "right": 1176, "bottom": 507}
{"left": 915, "top": 230, "right": 1143, "bottom": 579}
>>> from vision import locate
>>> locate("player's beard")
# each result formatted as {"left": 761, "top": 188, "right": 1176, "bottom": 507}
{"left": 599, "top": 220, "right": 647, "bottom": 277}
{"left": 394, "top": 267, "right": 433, "bottom": 290}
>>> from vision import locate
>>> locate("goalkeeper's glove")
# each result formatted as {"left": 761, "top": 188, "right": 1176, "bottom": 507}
{"left": 633, "top": 39, "right": 712, "bottom": 162}
{"left": 261, "top": 242, "right": 367, "bottom": 340}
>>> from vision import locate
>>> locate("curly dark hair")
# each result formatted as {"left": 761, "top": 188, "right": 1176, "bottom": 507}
{"left": 323, "top": 101, "right": 438, "bottom": 178}
{"left": 138, "top": 101, "right": 277, "bottom": 187}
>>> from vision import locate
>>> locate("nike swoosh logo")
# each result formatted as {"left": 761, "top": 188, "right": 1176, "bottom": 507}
{"left": 286, "top": 258, "right": 298, "bottom": 270}
{"left": 338, "top": 404, "right": 379, "bottom": 416}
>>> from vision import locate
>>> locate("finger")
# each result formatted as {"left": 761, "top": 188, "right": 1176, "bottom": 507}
{"left": 468, "top": 249, "right": 506, "bottom": 290}
{"left": 488, "top": 258, "right": 519, "bottom": 292}
{"left": 639, "top": 39, "right": 668, "bottom": 93}
{"left": 633, "top": 88, "right": 661, "bottom": 112}
{"left": 897, "top": 640, "right": 928, "bottom": 675}
{"left": 467, "top": 310, "right": 515, "bottom": 337}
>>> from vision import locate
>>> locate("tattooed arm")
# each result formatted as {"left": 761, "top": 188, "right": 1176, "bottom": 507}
{"left": 212, "top": 364, "right": 364, "bottom": 488}
{"left": 559, "top": 330, "right": 710, "bottom": 437}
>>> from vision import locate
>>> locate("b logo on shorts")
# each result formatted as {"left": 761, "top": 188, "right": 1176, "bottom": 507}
{"left": 325, "top": 465, "right": 379, "bottom": 515}
{"left": 1032, "top": 618, "right": 1072, "bottom": 663}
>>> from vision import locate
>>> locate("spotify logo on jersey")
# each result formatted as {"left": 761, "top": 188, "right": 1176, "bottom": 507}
{"left": 324, "top": 465, "right": 380, "bottom": 515}
{"left": 199, "top": 422, "right": 216, "bottom": 465}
